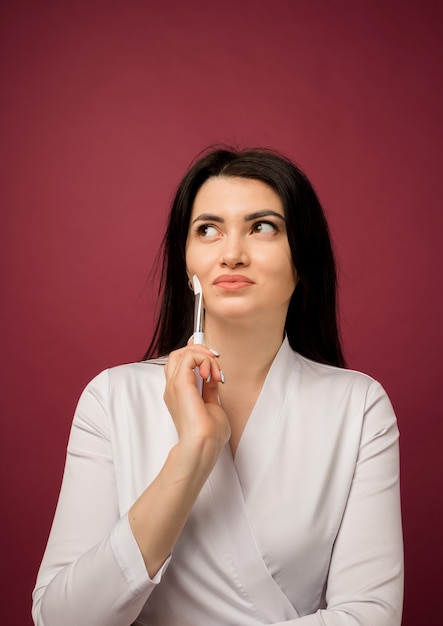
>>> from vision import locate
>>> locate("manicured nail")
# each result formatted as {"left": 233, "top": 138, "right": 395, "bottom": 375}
{"left": 209, "top": 348, "right": 220, "bottom": 357}
{"left": 220, "top": 370, "right": 226, "bottom": 384}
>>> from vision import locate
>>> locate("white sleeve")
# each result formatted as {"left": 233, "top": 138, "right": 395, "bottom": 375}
{"left": 274, "top": 381, "right": 404, "bottom": 625}
{"left": 32, "top": 370, "right": 170, "bottom": 626}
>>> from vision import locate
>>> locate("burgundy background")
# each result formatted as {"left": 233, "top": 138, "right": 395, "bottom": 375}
{"left": 1, "top": 2, "right": 441, "bottom": 624}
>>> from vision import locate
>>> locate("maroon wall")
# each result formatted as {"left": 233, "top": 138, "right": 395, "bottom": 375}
{"left": 1, "top": 2, "right": 441, "bottom": 624}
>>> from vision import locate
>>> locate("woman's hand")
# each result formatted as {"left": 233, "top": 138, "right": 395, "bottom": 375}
{"left": 128, "top": 344, "right": 231, "bottom": 578}
{"left": 163, "top": 344, "right": 231, "bottom": 461}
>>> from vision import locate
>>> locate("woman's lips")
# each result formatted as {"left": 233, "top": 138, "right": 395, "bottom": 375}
{"left": 213, "top": 275, "right": 254, "bottom": 290}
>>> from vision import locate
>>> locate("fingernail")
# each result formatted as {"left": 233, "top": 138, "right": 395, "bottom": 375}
{"left": 209, "top": 348, "right": 220, "bottom": 357}
{"left": 206, "top": 374, "right": 211, "bottom": 383}
{"left": 220, "top": 370, "right": 226, "bottom": 384}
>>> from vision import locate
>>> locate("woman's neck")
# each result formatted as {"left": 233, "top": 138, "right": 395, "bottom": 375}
{"left": 204, "top": 318, "right": 285, "bottom": 385}
{"left": 203, "top": 318, "right": 286, "bottom": 457}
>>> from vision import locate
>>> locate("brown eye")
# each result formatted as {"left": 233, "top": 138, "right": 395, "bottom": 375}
{"left": 252, "top": 221, "right": 277, "bottom": 234}
{"left": 197, "top": 224, "right": 218, "bottom": 237}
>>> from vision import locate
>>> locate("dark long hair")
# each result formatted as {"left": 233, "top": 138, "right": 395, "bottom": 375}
{"left": 143, "top": 146, "right": 345, "bottom": 367}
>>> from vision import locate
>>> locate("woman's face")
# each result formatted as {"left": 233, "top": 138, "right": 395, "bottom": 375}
{"left": 185, "top": 176, "right": 297, "bottom": 329}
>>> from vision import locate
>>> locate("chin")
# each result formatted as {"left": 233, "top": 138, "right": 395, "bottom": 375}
{"left": 210, "top": 302, "right": 274, "bottom": 325}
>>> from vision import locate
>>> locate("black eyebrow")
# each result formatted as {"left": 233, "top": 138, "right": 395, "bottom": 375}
{"left": 191, "top": 210, "right": 286, "bottom": 225}
{"left": 191, "top": 213, "right": 224, "bottom": 225}
{"left": 244, "top": 210, "right": 286, "bottom": 222}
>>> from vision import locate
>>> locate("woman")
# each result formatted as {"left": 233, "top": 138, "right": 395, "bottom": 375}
{"left": 32, "top": 147, "right": 403, "bottom": 625}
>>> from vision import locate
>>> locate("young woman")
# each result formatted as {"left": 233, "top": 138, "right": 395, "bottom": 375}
{"left": 32, "top": 147, "right": 403, "bottom": 625}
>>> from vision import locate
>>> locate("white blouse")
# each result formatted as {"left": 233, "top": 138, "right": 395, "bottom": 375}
{"left": 32, "top": 338, "right": 403, "bottom": 625}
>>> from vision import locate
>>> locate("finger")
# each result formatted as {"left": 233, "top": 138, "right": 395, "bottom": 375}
{"left": 195, "top": 350, "right": 225, "bottom": 385}
{"left": 164, "top": 344, "right": 206, "bottom": 378}
{"left": 165, "top": 346, "right": 220, "bottom": 387}
{"left": 187, "top": 335, "right": 220, "bottom": 357}
{"left": 168, "top": 344, "right": 219, "bottom": 363}
{"left": 202, "top": 376, "right": 222, "bottom": 406}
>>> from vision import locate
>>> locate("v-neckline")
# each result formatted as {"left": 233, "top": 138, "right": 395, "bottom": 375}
{"left": 231, "top": 338, "right": 299, "bottom": 498}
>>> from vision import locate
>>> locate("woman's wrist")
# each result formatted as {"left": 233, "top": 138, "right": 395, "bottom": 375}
{"left": 170, "top": 436, "right": 223, "bottom": 483}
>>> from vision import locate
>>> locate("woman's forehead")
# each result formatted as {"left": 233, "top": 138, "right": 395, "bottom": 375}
{"left": 191, "top": 176, "right": 283, "bottom": 216}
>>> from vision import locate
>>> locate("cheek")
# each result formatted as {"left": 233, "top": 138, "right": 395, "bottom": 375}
{"left": 265, "top": 254, "right": 297, "bottom": 301}
{"left": 185, "top": 241, "right": 198, "bottom": 272}
{"left": 185, "top": 244, "right": 213, "bottom": 280}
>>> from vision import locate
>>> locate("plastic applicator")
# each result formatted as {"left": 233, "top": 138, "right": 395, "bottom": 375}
{"left": 192, "top": 274, "right": 204, "bottom": 394}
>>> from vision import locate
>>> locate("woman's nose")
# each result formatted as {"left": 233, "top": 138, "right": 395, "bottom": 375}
{"left": 220, "top": 235, "right": 249, "bottom": 267}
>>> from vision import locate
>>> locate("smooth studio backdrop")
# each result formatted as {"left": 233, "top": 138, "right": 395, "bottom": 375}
{"left": 1, "top": 1, "right": 441, "bottom": 624}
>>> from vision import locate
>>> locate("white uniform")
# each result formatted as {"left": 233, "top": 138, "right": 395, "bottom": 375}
{"left": 32, "top": 338, "right": 403, "bottom": 625}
